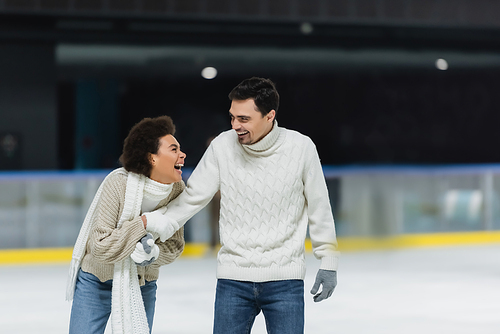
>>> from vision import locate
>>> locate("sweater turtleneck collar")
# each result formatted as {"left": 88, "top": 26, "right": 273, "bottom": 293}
{"left": 242, "top": 120, "right": 284, "bottom": 155}
{"left": 143, "top": 177, "right": 174, "bottom": 201}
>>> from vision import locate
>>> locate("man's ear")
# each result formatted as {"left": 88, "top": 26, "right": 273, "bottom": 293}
{"left": 267, "top": 110, "right": 276, "bottom": 122}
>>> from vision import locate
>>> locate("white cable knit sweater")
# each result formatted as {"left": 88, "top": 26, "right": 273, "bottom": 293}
{"left": 146, "top": 121, "right": 339, "bottom": 282}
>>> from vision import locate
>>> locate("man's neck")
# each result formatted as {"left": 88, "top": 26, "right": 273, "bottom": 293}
{"left": 243, "top": 120, "right": 280, "bottom": 153}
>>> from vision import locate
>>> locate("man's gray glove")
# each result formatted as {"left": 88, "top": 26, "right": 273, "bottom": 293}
{"left": 131, "top": 233, "right": 160, "bottom": 266}
{"left": 310, "top": 269, "right": 337, "bottom": 302}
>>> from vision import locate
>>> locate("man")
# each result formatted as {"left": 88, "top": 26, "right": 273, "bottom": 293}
{"left": 144, "top": 77, "right": 339, "bottom": 333}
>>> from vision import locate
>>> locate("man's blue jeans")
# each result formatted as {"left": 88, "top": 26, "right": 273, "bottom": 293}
{"left": 69, "top": 269, "right": 157, "bottom": 334}
{"left": 213, "top": 279, "right": 304, "bottom": 334}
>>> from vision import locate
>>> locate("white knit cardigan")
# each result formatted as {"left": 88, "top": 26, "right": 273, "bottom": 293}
{"left": 66, "top": 168, "right": 173, "bottom": 334}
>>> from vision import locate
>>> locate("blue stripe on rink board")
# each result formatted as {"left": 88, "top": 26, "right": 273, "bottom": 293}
{"left": 3, "top": 163, "right": 500, "bottom": 181}
{"left": 322, "top": 163, "right": 500, "bottom": 177}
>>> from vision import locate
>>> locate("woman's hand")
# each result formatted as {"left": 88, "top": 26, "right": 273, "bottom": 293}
{"left": 131, "top": 233, "right": 159, "bottom": 266}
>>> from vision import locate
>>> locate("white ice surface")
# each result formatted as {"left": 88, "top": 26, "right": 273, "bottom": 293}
{"left": 1, "top": 245, "right": 499, "bottom": 333}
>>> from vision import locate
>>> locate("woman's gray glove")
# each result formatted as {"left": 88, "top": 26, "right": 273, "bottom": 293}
{"left": 131, "top": 233, "right": 160, "bottom": 266}
{"left": 310, "top": 269, "right": 337, "bottom": 302}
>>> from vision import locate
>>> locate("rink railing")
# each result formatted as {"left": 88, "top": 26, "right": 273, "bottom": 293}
{"left": 1, "top": 164, "right": 500, "bottom": 251}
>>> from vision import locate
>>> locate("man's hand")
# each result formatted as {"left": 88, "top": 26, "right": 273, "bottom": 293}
{"left": 310, "top": 269, "right": 337, "bottom": 302}
{"left": 131, "top": 233, "right": 160, "bottom": 266}
{"left": 144, "top": 211, "right": 179, "bottom": 242}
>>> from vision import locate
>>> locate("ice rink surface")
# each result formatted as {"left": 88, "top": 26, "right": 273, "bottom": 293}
{"left": 1, "top": 244, "right": 499, "bottom": 334}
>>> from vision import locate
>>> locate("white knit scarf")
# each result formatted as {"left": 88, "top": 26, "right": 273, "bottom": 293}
{"left": 66, "top": 167, "right": 173, "bottom": 334}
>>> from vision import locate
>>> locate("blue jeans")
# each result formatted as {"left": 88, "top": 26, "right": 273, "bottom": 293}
{"left": 213, "top": 279, "right": 304, "bottom": 334}
{"left": 69, "top": 269, "right": 157, "bottom": 334}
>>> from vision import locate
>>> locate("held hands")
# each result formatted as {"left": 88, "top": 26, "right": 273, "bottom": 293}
{"left": 310, "top": 269, "right": 337, "bottom": 302}
{"left": 143, "top": 211, "right": 179, "bottom": 242}
{"left": 131, "top": 233, "right": 160, "bottom": 266}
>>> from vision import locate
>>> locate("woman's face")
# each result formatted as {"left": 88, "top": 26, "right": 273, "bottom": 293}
{"left": 149, "top": 134, "right": 186, "bottom": 184}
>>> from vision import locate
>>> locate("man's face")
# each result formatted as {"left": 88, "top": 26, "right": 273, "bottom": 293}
{"left": 229, "top": 99, "right": 275, "bottom": 145}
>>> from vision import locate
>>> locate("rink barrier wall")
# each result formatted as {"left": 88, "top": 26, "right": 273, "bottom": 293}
{"left": 1, "top": 231, "right": 500, "bottom": 265}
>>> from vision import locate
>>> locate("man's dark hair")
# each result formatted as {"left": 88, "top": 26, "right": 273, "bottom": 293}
{"left": 228, "top": 77, "right": 280, "bottom": 116}
{"left": 119, "top": 116, "right": 176, "bottom": 177}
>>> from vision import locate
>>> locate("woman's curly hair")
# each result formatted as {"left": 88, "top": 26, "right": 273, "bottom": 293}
{"left": 119, "top": 116, "right": 176, "bottom": 177}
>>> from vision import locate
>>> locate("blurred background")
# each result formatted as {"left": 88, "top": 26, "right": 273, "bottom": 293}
{"left": 2, "top": 0, "right": 500, "bottom": 251}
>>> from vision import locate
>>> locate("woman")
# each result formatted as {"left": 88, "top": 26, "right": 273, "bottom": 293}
{"left": 66, "top": 116, "right": 186, "bottom": 334}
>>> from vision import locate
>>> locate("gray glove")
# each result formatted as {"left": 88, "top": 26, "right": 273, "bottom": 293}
{"left": 310, "top": 269, "right": 337, "bottom": 302}
{"left": 131, "top": 233, "right": 160, "bottom": 266}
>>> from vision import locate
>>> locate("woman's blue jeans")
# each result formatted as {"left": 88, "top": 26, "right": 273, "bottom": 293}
{"left": 69, "top": 269, "right": 157, "bottom": 334}
{"left": 213, "top": 279, "right": 304, "bottom": 334}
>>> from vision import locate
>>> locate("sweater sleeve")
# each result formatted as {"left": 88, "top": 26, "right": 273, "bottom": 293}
{"left": 303, "top": 138, "right": 340, "bottom": 271}
{"left": 148, "top": 182, "right": 186, "bottom": 269}
{"left": 89, "top": 174, "right": 147, "bottom": 264}
{"left": 145, "top": 143, "right": 221, "bottom": 233}
{"left": 149, "top": 227, "right": 185, "bottom": 269}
